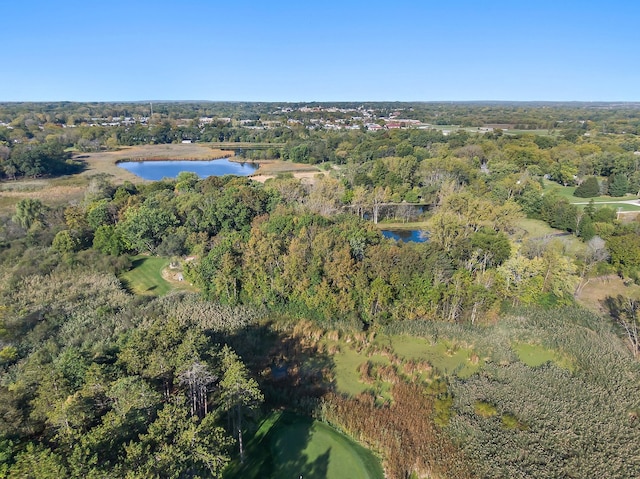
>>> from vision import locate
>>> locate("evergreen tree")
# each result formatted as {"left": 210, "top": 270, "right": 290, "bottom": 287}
{"left": 608, "top": 174, "right": 629, "bottom": 197}
{"left": 584, "top": 199, "right": 596, "bottom": 219}
{"left": 219, "top": 346, "right": 264, "bottom": 464}
{"left": 573, "top": 176, "right": 600, "bottom": 198}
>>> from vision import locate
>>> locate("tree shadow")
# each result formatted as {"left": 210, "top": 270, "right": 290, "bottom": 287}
{"left": 219, "top": 321, "right": 336, "bottom": 411}
{"left": 601, "top": 294, "right": 639, "bottom": 356}
{"left": 227, "top": 410, "right": 331, "bottom": 479}
{"left": 218, "top": 321, "right": 338, "bottom": 478}
{"left": 130, "top": 257, "right": 146, "bottom": 269}
{"left": 602, "top": 295, "right": 623, "bottom": 320}
{"left": 270, "top": 413, "right": 330, "bottom": 479}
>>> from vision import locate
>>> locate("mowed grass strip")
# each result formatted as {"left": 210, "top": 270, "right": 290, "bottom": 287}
{"left": 119, "top": 256, "right": 173, "bottom": 296}
{"left": 226, "top": 411, "right": 384, "bottom": 479}
{"left": 543, "top": 180, "right": 640, "bottom": 210}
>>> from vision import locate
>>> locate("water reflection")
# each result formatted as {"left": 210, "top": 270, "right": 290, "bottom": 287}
{"left": 117, "top": 158, "right": 258, "bottom": 180}
{"left": 381, "top": 230, "right": 429, "bottom": 243}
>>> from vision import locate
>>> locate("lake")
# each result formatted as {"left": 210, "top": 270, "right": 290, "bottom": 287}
{"left": 117, "top": 159, "right": 258, "bottom": 180}
{"left": 381, "top": 229, "right": 429, "bottom": 243}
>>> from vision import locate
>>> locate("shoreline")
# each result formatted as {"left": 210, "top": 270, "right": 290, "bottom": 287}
{"left": 113, "top": 152, "right": 233, "bottom": 164}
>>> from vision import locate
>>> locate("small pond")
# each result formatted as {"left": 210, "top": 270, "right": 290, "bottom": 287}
{"left": 381, "top": 229, "right": 429, "bottom": 243}
{"left": 117, "top": 158, "right": 258, "bottom": 180}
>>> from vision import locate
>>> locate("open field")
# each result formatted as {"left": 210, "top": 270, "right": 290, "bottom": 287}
{"left": 375, "top": 220, "right": 429, "bottom": 230}
{"left": 514, "top": 217, "right": 584, "bottom": 256}
{"left": 225, "top": 411, "right": 384, "bottom": 479}
{"left": 333, "top": 347, "right": 391, "bottom": 397}
{"left": 516, "top": 217, "right": 562, "bottom": 238}
{"left": 425, "top": 124, "right": 558, "bottom": 137}
{"left": 0, "top": 178, "right": 88, "bottom": 210}
{"left": 387, "top": 335, "right": 482, "bottom": 379}
{"left": 204, "top": 141, "right": 286, "bottom": 150}
{"left": 324, "top": 332, "right": 482, "bottom": 403}
{"left": 247, "top": 160, "right": 324, "bottom": 183}
{"left": 575, "top": 274, "right": 640, "bottom": 313}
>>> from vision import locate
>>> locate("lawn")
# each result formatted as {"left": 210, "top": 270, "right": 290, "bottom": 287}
{"left": 119, "top": 256, "right": 174, "bottom": 296}
{"left": 516, "top": 217, "right": 562, "bottom": 238}
{"left": 543, "top": 180, "right": 640, "bottom": 211}
{"left": 225, "top": 411, "right": 384, "bottom": 479}
{"left": 375, "top": 220, "right": 429, "bottom": 230}
{"left": 249, "top": 159, "right": 322, "bottom": 175}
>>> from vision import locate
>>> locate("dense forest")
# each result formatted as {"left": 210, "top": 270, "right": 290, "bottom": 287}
{"left": 2, "top": 102, "right": 640, "bottom": 478}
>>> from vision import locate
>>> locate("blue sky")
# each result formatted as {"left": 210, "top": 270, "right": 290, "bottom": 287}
{"left": 2, "top": 0, "right": 639, "bottom": 102}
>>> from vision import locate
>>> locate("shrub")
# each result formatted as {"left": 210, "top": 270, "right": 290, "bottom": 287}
{"left": 474, "top": 401, "right": 498, "bottom": 418}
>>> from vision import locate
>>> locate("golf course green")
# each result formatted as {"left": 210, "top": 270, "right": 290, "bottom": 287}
{"left": 225, "top": 411, "right": 384, "bottom": 479}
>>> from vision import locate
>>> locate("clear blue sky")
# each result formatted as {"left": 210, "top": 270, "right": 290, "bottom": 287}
{"left": 2, "top": 0, "right": 639, "bottom": 102}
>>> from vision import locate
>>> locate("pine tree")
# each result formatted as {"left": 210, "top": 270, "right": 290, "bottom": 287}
{"left": 608, "top": 174, "right": 629, "bottom": 197}
{"left": 219, "top": 346, "right": 263, "bottom": 463}
{"left": 573, "top": 176, "right": 600, "bottom": 198}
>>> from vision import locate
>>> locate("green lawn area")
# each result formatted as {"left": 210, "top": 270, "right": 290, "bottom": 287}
{"left": 422, "top": 125, "right": 557, "bottom": 137}
{"left": 513, "top": 342, "right": 575, "bottom": 370}
{"left": 375, "top": 220, "right": 429, "bottom": 230}
{"left": 119, "top": 256, "right": 174, "bottom": 296}
{"left": 516, "top": 217, "right": 562, "bottom": 238}
{"left": 543, "top": 180, "right": 640, "bottom": 211}
{"left": 503, "top": 128, "right": 559, "bottom": 137}
{"left": 225, "top": 411, "right": 384, "bottom": 479}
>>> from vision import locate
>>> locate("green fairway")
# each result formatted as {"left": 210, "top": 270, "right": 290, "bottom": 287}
{"left": 543, "top": 180, "right": 640, "bottom": 211}
{"left": 119, "top": 256, "right": 173, "bottom": 296}
{"left": 225, "top": 411, "right": 384, "bottom": 479}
